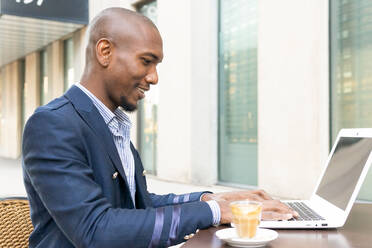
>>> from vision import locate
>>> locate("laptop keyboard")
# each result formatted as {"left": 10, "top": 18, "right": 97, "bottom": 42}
{"left": 286, "top": 202, "right": 325, "bottom": 221}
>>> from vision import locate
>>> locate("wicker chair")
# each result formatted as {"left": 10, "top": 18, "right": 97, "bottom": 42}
{"left": 0, "top": 197, "right": 33, "bottom": 248}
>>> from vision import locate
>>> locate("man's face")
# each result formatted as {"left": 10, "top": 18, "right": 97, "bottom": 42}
{"left": 106, "top": 24, "right": 163, "bottom": 112}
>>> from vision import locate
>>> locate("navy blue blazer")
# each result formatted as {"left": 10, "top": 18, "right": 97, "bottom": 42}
{"left": 22, "top": 86, "right": 213, "bottom": 248}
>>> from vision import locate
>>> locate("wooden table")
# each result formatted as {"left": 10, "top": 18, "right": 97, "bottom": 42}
{"left": 182, "top": 203, "right": 372, "bottom": 248}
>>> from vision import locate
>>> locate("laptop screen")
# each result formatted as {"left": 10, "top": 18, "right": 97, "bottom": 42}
{"left": 316, "top": 137, "right": 372, "bottom": 210}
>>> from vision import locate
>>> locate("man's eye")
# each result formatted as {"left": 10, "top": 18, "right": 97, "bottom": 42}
{"left": 142, "top": 58, "right": 151, "bottom": 65}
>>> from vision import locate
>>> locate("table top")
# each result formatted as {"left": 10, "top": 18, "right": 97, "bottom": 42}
{"left": 182, "top": 203, "right": 372, "bottom": 248}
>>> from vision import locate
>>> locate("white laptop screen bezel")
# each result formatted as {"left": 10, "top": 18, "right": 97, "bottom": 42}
{"left": 310, "top": 128, "right": 372, "bottom": 223}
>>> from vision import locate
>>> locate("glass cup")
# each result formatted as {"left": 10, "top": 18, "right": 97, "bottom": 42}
{"left": 230, "top": 200, "right": 262, "bottom": 238}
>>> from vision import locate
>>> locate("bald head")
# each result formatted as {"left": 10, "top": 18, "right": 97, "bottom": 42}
{"left": 85, "top": 7, "right": 159, "bottom": 66}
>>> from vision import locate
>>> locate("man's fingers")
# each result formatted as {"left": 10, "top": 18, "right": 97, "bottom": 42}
{"left": 214, "top": 191, "right": 299, "bottom": 222}
{"left": 250, "top": 190, "right": 273, "bottom": 200}
{"left": 262, "top": 211, "right": 293, "bottom": 221}
{"left": 262, "top": 200, "right": 289, "bottom": 212}
{"left": 245, "top": 194, "right": 261, "bottom": 201}
{"left": 262, "top": 200, "right": 298, "bottom": 217}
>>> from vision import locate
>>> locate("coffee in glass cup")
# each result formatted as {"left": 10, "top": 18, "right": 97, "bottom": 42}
{"left": 230, "top": 200, "right": 262, "bottom": 238}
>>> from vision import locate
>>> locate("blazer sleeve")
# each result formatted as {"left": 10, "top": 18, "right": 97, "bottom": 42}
{"left": 149, "top": 192, "right": 212, "bottom": 208}
{"left": 23, "top": 109, "right": 213, "bottom": 248}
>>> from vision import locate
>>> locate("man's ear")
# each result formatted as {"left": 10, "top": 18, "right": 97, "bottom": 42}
{"left": 95, "top": 38, "right": 112, "bottom": 68}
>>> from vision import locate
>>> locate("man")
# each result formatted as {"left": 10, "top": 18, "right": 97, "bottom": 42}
{"left": 22, "top": 8, "right": 296, "bottom": 248}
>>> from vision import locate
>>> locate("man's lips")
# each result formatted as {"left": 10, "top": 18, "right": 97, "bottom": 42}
{"left": 137, "top": 86, "right": 149, "bottom": 99}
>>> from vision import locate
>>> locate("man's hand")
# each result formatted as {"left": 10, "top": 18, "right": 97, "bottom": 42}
{"left": 202, "top": 190, "right": 298, "bottom": 223}
{"left": 215, "top": 200, "right": 233, "bottom": 224}
{"left": 261, "top": 200, "right": 298, "bottom": 220}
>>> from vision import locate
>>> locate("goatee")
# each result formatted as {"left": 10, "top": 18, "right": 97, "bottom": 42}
{"left": 119, "top": 96, "right": 137, "bottom": 112}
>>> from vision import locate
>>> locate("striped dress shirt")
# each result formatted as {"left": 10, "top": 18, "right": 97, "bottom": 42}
{"left": 76, "top": 83, "right": 136, "bottom": 205}
{"left": 76, "top": 83, "right": 220, "bottom": 225}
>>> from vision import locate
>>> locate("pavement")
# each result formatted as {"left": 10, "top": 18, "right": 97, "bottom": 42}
{"left": 0, "top": 157, "right": 25, "bottom": 197}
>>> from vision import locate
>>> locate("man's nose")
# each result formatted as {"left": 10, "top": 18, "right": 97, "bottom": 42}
{"left": 145, "top": 67, "right": 158, "bottom": 85}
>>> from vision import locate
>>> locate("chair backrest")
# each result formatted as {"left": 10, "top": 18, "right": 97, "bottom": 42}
{"left": 0, "top": 197, "right": 33, "bottom": 248}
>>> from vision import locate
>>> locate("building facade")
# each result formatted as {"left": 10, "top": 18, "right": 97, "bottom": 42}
{"left": 0, "top": 0, "right": 371, "bottom": 201}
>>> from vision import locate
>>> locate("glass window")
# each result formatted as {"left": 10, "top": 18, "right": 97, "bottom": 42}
{"left": 218, "top": 0, "right": 258, "bottom": 185}
{"left": 64, "top": 38, "right": 74, "bottom": 91}
{"left": 40, "top": 49, "right": 49, "bottom": 106}
{"left": 137, "top": 1, "right": 158, "bottom": 175}
{"left": 330, "top": 0, "right": 372, "bottom": 201}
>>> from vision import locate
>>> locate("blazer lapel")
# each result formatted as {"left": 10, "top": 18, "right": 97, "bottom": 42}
{"left": 64, "top": 86, "right": 129, "bottom": 188}
{"left": 131, "top": 143, "right": 152, "bottom": 208}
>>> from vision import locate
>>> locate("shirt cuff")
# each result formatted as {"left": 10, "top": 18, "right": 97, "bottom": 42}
{"left": 206, "top": 200, "right": 221, "bottom": 226}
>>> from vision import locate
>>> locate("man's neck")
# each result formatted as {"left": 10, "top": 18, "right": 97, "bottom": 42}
{"left": 80, "top": 74, "right": 117, "bottom": 113}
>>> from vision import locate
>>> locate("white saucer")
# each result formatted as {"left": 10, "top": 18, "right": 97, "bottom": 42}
{"left": 215, "top": 227, "right": 278, "bottom": 247}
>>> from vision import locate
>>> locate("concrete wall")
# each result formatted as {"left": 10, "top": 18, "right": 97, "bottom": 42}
{"left": 189, "top": 0, "right": 218, "bottom": 185}
{"left": 0, "top": 55, "right": 42, "bottom": 159}
{"left": 50, "top": 41, "right": 65, "bottom": 100}
{"left": 156, "top": 0, "right": 192, "bottom": 182}
{"left": 24, "top": 53, "right": 40, "bottom": 124}
{"left": 41, "top": 41, "right": 64, "bottom": 104}
{"left": 156, "top": 0, "right": 218, "bottom": 184}
{"left": 257, "top": 0, "right": 329, "bottom": 199}
{"left": 0, "top": 62, "right": 22, "bottom": 158}
{"left": 73, "top": 27, "right": 87, "bottom": 83}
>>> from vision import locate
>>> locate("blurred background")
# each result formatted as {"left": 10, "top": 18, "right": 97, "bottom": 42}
{"left": 0, "top": 0, "right": 371, "bottom": 203}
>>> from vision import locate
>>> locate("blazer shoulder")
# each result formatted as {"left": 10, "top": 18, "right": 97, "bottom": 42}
{"left": 26, "top": 96, "right": 76, "bottom": 132}
{"left": 35, "top": 96, "right": 70, "bottom": 113}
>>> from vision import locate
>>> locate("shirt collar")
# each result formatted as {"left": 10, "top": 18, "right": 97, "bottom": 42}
{"left": 75, "top": 83, "right": 132, "bottom": 129}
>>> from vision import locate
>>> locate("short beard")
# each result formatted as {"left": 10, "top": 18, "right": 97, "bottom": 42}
{"left": 120, "top": 96, "right": 137, "bottom": 112}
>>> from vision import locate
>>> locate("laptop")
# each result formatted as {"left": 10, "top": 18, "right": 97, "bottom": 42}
{"left": 260, "top": 128, "right": 372, "bottom": 229}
